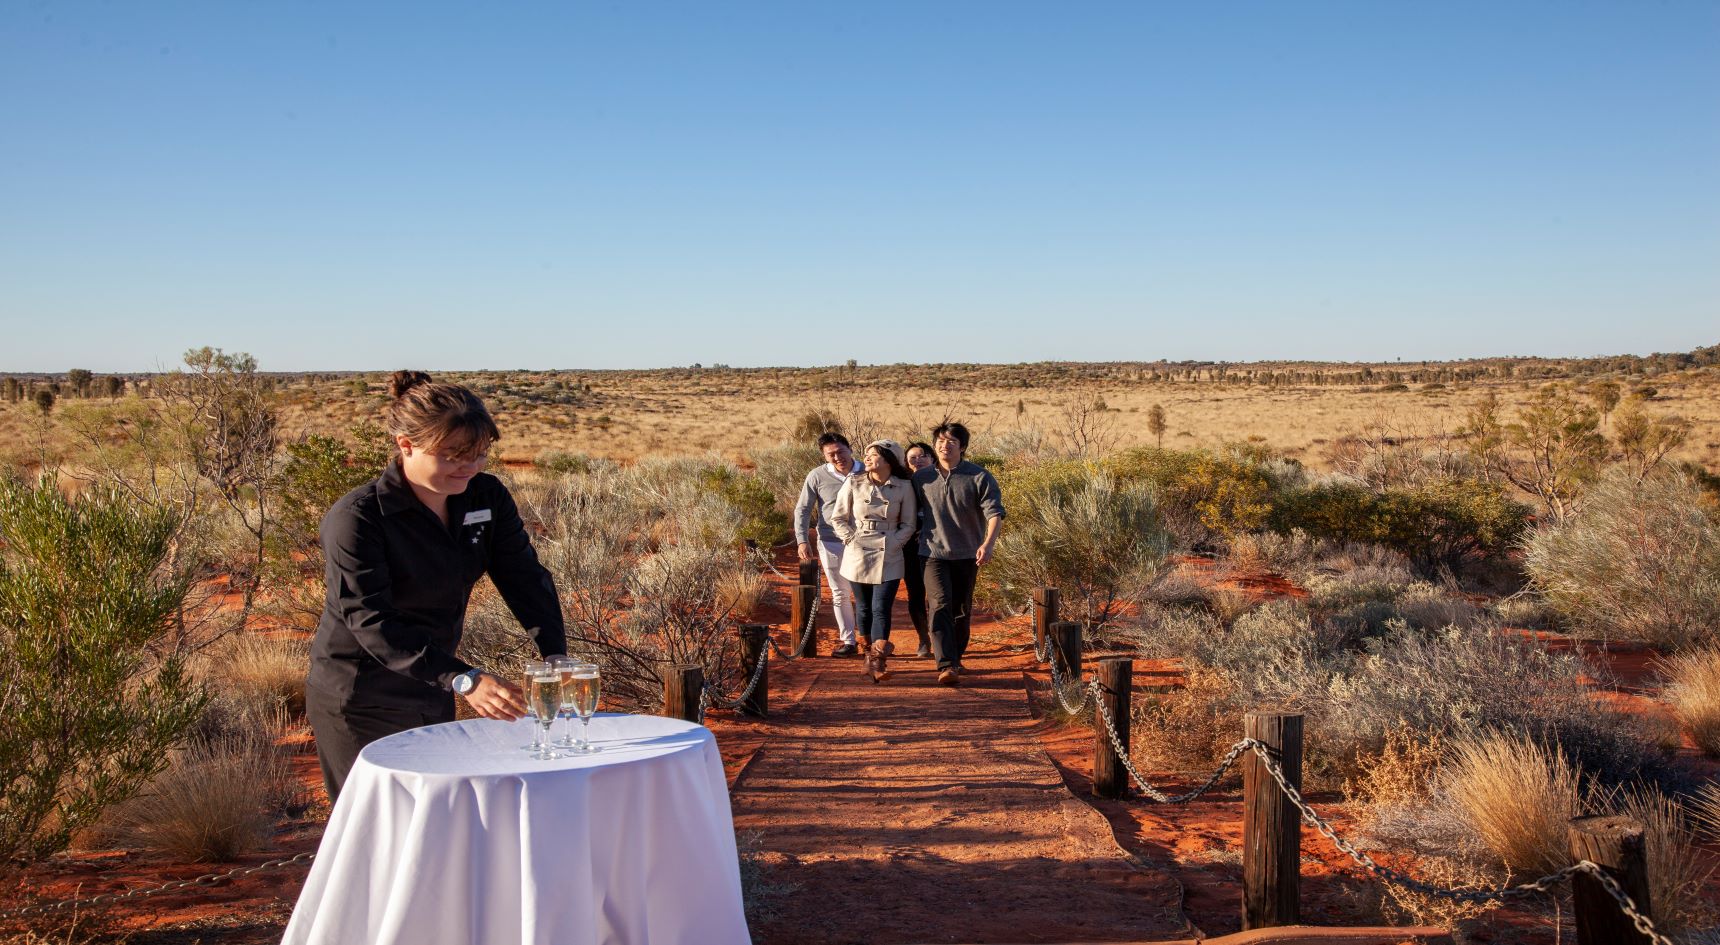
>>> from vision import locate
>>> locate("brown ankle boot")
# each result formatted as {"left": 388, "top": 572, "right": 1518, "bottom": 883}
{"left": 871, "top": 639, "right": 894, "bottom": 682}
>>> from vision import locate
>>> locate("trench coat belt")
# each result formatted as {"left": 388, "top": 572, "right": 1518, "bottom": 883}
{"left": 853, "top": 520, "right": 884, "bottom": 533}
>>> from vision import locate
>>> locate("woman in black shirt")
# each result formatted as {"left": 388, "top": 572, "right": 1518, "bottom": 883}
{"left": 306, "top": 371, "right": 567, "bottom": 801}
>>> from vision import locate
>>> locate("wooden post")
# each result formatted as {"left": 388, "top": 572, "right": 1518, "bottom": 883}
{"left": 1569, "top": 815, "right": 1654, "bottom": 945}
{"left": 1050, "top": 620, "right": 1082, "bottom": 682}
{"left": 737, "top": 623, "right": 769, "bottom": 717}
{"left": 1242, "top": 711, "right": 1303, "bottom": 930}
{"left": 791, "top": 584, "right": 819, "bottom": 658}
{"left": 798, "top": 558, "right": 820, "bottom": 590}
{"left": 1093, "top": 657, "right": 1132, "bottom": 799}
{"left": 1033, "top": 587, "right": 1061, "bottom": 664}
{"left": 663, "top": 664, "right": 703, "bottom": 723}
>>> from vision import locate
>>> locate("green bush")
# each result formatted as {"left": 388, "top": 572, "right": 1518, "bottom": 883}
{"left": 1273, "top": 477, "right": 1528, "bottom": 576}
{"left": 1524, "top": 468, "right": 1720, "bottom": 650}
{"left": 699, "top": 464, "right": 790, "bottom": 548}
{"left": 0, "top": 478, "right": 208, "bottom": 865}
{"left": 1102, "top": 447, "right": 1276, "bottom": 550}
{"left": 986, "top": 464, "right": 1169, "bottom": 633}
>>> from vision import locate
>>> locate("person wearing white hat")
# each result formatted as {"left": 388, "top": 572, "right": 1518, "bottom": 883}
{"left": 828, "top": 439, "right": 918, "bottom": 682}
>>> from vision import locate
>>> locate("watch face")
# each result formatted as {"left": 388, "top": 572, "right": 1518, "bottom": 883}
{"left": 455, "top": 672, "right": 476, "bottom": 694}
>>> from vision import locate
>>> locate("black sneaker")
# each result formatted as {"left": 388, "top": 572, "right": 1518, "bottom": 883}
{"left": 831, "top": 643, "right": 859, "bottom": 657}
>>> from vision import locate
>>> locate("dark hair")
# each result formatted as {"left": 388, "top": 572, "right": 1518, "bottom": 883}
{"left": 906, "top": 441, "right": 934, "bottom": 460}
{"left": 385, "top": 370, "right": 501, "bottom": 459}
{"left": 931, "top": 421, "right": 970, "bottom": 453}
{"left": 817, "top": 432, "right": 851, "bottom": 449}
{"left": 863, "top": 443, "right": 912, "bottom": 481}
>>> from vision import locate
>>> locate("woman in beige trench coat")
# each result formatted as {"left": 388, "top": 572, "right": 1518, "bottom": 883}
{"left": 829, "top": 439, "right": 918, "bottom": 682}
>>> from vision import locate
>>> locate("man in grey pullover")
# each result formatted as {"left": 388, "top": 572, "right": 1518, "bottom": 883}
{"left": 911, "top": 421, "right": 1005, "bottom": 684}
{"left": 793, "top": 432, "right": 863, "bottom": 656}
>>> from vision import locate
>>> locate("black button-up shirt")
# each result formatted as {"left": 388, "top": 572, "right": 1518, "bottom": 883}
{"left": 308, "top": 461, "right": 566, "bottom": 709}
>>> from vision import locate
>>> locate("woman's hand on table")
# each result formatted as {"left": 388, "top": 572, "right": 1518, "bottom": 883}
{"left": 464, "top": 672, "right": 528, "bottom": 721}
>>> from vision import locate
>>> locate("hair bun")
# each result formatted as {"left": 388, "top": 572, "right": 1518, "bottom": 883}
{"left": 387, "top": 370, "right": 433, "bottom": 399}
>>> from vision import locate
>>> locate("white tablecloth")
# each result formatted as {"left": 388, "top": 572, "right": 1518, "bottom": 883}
{"left": 283, "top": 713, "right": 751, "bottom": 945}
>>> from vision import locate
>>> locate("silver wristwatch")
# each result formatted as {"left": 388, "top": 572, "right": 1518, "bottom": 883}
{"left": 452, "top": 669, "right": 482, "bottom": 695}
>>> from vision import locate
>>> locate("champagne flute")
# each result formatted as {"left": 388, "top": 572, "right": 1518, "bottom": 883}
{"left": 527, "top": 669, "right": 563, "bottom": 761}
{"left": 551, "top": 656, "right": 579, "bottom": 749}
{"left": 569, "top": 663, "right": 601, "bottom": 754}
{"left": 520, "top": 660, "right": 550, "bottom": 750}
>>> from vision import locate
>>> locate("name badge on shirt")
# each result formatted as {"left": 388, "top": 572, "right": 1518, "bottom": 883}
{"left": 463, "top": 509, "right": 493, "bottom": 525}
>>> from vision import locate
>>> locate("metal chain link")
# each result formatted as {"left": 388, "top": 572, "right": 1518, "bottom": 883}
{"left": 0, "top": 851, "right": 317, "bottom": 922}
{"left": 703, "top": 644, "right": 769, "bottom": 712}
{"left": 770, "top": 587, "right": 820, "bottom": 662}
{"left": 1570, "top": 860, "right": 1675, "bottom": 945}
{"left": 1044, "top": 646, "right": 1093, "bottom": 715}
{"left": 1090, "top": 689, "right": 1258, "bottom": 804}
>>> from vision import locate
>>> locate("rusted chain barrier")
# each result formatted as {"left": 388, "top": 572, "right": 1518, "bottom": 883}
{"left": 0, "top": 851, "right": 318, "bottom": 922}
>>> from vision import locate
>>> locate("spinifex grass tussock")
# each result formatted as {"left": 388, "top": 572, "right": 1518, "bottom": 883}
{"left": 1660, "top": 647, "right": 1720, "bottom": 756}
{"left": 1608, "top": 786, "right": 1718, "bottom": 934}
{"left": 1693, "top": 783, "right": 1720, "bottom": 844}
{"left": 1524, "top": 468, "right": 1720, "bottom": 650}
{"left": 1441, "top": 733, "right": 1581, "bottom": 877}
{"left": 98, "top": 724, "right": 297, "bottom": 862}
{"left": 207, "top": 632, "right": 312, "bottom": 717}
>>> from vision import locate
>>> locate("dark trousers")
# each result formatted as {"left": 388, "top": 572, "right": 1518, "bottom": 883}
{"left": 307, "top": 686, "right": 454, "bottom": 804}
{"left": 852, "top": 578, "right": 901, "bottom": 644}
{"left": 924, "top": 557, "right": 979, "bottom": 670}
{"left": 902, "top": 543, "right": 929, "bottom": 644}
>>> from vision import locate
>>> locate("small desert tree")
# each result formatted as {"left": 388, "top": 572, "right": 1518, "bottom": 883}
{"left": 102, "top": 374, "right": 125, "bottom": 400}
{"left": 1611, "top": 401, "right": 1690, "bottom": 477}
{"left": 32, "top": 388, "right": 53, "bottom": 415}
{"left": 0, "top": 477, "right": 207, "bottom": 865}
{"left": 65, "top": 369, "right": 93, "bottom": 399}
{"left": 1147, "top": 403, "right": 1167, "bottom": 449}
{"left": 1463, "top": 387, "right": 1608, "bottom": 523}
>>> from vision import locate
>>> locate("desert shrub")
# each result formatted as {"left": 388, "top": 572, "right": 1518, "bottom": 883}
{"left": 1441, "top": 733, "right": 1582, "bottom": 875}
{"left": 96, "top": 726, "right": 295, "bottom": 861}
{"left": 1132, "top": 667, "right": 1243, "bottom": 772}
{"left": 1524, "top": 468, "right": 1720, "bottom": 650}
{"left": 1274, "top": 477, "right": 1528, "bottom": 577}
{"left": 1344, "top": 725, "right": 1445, "bottom": 813}
{"left": 0, "top": 478, "right": 208, "bottom": 865}
{"left": 1225, "top": 528, "right": 1321, "bottom": 577}
{"left": 699, "top": 464, "right": 790, "bottom": 548}
{"left": 745, "top": 441, "right": 824, "bottom": 526}
{"left": 985, "top": 463, "right": 1170, "bottom": 633}
{"left": 535, "top": 449, "right": 595, "bottom": 475}
{"left": 1102, "top": 447, "right": 1277, "bottom": 550}
{"left": 1661, "top": 647, "right": 1720, "bottom": 756}
{"left": 467, "top": 462, "right": 760, "bottom": 713}
{"left": 1490, "top": 594, "right": 1562, "bottom": 631}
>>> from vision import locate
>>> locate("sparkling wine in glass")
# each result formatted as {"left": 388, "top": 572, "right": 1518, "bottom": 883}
{"left": 528, "top": 670, "right": 563, "bottom": 761}
{"left": 520, "top": 660, "right": 551, "bottom": 750}
{"left": 569, "top": 663, "right": 601, "bottom": 754}
{"left": 551, "top": 656, "right": 579, "bottom": 748}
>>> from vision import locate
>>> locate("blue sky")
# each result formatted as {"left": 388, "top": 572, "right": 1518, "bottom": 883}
{"left": 2, "top": 1, "right": 1716, "bottom": 371}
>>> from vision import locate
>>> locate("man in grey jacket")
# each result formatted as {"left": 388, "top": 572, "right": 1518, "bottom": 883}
{"left": 912, "top": 421, "right": 1005, "bottom": 685}
{"left": 793, "top": 432, "right": 864, "bottom": 656}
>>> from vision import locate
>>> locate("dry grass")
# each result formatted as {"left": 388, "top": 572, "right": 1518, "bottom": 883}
{"left": 207, "top": 632, "right": 312, "bottom": 716}
{"left": 1661, "top": 646, "right": 1720, "bottom": 756}
{"left": 97, "top": 726, "right": 296, "bottom": 862}
{"left": 716, "top": 568, "right": 767, "bottom": 623}
{"left": 1442, "top": 732, "right": 1581, "bottom": 876}
{"left": 1694, "top": 783, "right": 1720, "bottom": 844}
{"left": 14, "top": 362, "right": 1720, "bottom": 473}
{"left": 1611, "top": 786, "right": 1718, "bottom": 934}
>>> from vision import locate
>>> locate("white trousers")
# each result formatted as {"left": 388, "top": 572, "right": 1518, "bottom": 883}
{"left": 816, "top": 540, "right": 858, "bottom": 645}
